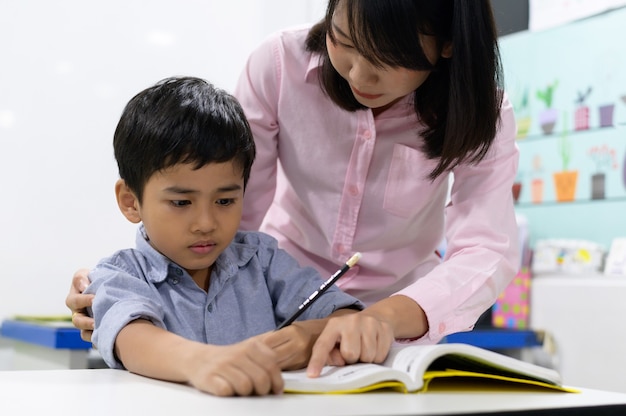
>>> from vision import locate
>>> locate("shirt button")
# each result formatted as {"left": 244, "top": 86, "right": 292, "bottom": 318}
{"left": 170, "top": 278, "right": 179, "bottom": 285}
{"left": 335, "top": 243, "right": 345, "bottom": 254}
{"left": 349, "top": 185, "right": 359, "bottom": 196}
{"left": 175, "top": 268, "right": 183, "bottom": 276}
{"left": 207, "top": 304, "right": 213, "bottom": 313}
{"left": 362, "top": 130, "right": 372, "bottom": 140}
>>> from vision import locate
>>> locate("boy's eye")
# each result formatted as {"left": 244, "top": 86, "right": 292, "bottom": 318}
{"left": 216, "top": 198, "right": 235, "bottom": 206}
{"left": 171, "top": 200, "right": 191, "bottom": 207}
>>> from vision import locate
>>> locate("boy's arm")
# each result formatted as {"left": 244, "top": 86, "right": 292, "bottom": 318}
{"left": 115, "top": 319, "right": 284, "bottom": 396}
{"left": 261, "top": 308, "right": 358, "bottom": 370}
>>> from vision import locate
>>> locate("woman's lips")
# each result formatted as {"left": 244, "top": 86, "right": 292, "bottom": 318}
{"left": 351, "top": 86, "right": 383, "bottom": 100}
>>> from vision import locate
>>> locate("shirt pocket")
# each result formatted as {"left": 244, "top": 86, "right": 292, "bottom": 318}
{"left": 383, "top": 144, "right": 437, "bottom": 218}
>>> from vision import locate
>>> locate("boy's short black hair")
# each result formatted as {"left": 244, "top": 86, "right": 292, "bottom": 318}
{"left": 113, "top": 76, "right": 255, "bottom": 202}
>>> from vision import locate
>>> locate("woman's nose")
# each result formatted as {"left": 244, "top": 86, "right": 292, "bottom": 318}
{"left": 349, "top": 56, "right": 378, "bottom": 87}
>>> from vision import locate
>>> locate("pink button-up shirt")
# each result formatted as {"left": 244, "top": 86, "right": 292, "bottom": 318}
{"left": 234, "top": 25, "right": 519, "bottom": 343}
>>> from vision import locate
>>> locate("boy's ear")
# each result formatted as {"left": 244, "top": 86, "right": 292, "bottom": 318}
{"left": 115, "top": 179, "right": 141, "bottom": 224}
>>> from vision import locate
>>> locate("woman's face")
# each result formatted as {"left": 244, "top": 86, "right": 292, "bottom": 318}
{"left": 326, "top": 2, "right": 450, "bottom": 112}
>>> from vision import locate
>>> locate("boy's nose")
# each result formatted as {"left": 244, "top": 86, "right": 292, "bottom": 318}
{"left": 193, "top": 209, "right": 217, "bottom": 233}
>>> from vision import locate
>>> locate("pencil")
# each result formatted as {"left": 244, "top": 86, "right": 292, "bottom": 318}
{"left": 276, "top": 252, "right": 362, "bottom": 330}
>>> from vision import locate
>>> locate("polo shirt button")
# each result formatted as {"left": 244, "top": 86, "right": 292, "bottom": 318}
{"left": 175, "top": 268, "right": 183, "bottom": 276}
{"left": 207, "top": 304, "right": 213, "bottom": 313}
{"left": 170, "top": 278, "right": 179, "bottom": 285}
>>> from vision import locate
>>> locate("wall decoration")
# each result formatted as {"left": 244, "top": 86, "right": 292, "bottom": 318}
{"left": 529, "top": 0, "right": 626, "bottom": 32}
{"left": 536, "top": 80, "right": 559, "bottom": 135}
{"left": 587, "top": 144, "right": 618, "bottom": 199}
{"left": 530, "top": 154, "right": 544, "bottom": 204}
{"left": 574, "top": 86, "right": 592, "bottom": 131}
{"left": 501, "top": 6, "right": 626, "bottom": 248}
{"left": 515, "top": 87, "right": 532, "bottom": 139}
{"left": 552, "top": 120, "right": 578, "bottom": 202}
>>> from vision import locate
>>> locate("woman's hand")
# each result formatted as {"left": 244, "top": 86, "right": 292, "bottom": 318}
{"left": 261, "top": 309, "right": 358, "bottom": 370}
{"left": 306, "top": 296, "right": 428, "bottom": 377}
{"left": 64, "top": 268, "right": 95, "bottom": 342}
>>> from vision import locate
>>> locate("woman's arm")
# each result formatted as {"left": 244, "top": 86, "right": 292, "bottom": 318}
{"left": 233, "top": 33, "right": 282, "bottom": 231}
{"left": 116, "top": 319, "right": 284, "bottom": 396}
{"left": 65, "top": 268, "right": 95, "bottom": 341}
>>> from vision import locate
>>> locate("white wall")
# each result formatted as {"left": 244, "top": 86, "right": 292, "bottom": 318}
{"left": 0, "top": 0, "right": 326, "bottom": 320}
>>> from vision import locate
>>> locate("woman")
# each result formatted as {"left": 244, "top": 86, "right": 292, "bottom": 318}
{"left": 67, "top": 0, "right": 519, "bottom": 375}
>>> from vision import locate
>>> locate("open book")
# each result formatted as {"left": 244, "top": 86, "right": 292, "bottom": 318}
{"left": 283, "top": 343, "right": 577, "bottom": 394}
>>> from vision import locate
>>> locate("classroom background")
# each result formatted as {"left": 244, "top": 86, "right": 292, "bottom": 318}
{"left": 0, "top": 0, "right": 328, "bottom": 321}
{"left": 1, "top": 0, "right": 626, "bottom": 394}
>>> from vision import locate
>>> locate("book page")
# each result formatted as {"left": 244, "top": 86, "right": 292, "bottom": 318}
{"left": 387, "top": 343, "right": 562, "bottom": 387}
{"left": 282, "top": 362, "right": 418, "bottom": 393}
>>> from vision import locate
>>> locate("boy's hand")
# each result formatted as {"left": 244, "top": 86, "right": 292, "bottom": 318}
{"left": 261, "top": 320, "right": 323, "bottom": 370}
{"left": 64, "top": 268, "right": 95, "bottom": 342}
{"left": 187, "top": 336, "right": 284, "bottom": 396}
{"left": 262, "top": 309, "right": 359, "bottom": 370}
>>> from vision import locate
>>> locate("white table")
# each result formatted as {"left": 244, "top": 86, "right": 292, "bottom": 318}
{"left": 1, "top": 369, "right": 625, "bottom": 415}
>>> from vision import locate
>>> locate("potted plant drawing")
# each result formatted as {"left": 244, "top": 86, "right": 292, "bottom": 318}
{"left": 553, "top": 117, "right": 578, "bottom": 202}
{"left": 598, "top": 102, "right": 615, "bottom": 127}
{"left": 512, "top": 170, "right": 525, "bottom": 203}
{"left": 530, "top": 154, "right": 544, "bottom": 204}
{"left": 587, "top": 144, "right": 618, "bottom": 200}
{"left": 536, "top": 80, "right": 559, "bottom": 135}
{"left": 514, "top": 87, "right": 531, "bottom": 139}
{"left": 574, "top": 86, "right": 592, "bottom": 131}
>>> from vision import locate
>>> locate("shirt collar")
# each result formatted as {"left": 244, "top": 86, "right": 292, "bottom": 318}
{"left": 134, "top": 225, "right": 259, "bottom": 284}
{"left": 304, "top": 53, "right": 416, "bottom": 120}
{"left": 305, "top": 52, "right": 323, "bottom": 84}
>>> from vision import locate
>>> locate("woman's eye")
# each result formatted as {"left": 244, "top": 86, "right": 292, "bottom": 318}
{"left": 171, "top": 200, "right": 191, "bottom": 207}
{"left": 337, "top": 40, "right": 354, "bottom": 49}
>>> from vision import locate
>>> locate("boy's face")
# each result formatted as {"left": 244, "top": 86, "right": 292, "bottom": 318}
{"left": 126, "top": 161, "right": 244, "bottom": 287}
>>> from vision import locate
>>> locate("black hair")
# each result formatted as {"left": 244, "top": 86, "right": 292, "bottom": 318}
{"left": 113, "top": 76, "right": 255, "bottom": 202}
{"left": 306, "top": 0, "right": 503, "bottom": 179}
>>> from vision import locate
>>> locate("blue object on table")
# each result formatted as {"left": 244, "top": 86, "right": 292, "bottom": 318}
{"left": 442, "top": 329, "right": 542, "bottom": 350}
{"left": 1, "top": 319, "right": 92, "bottom": 349}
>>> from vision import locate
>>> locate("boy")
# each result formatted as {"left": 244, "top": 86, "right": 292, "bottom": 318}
{"left": 85, "top": 77, "right": 363, "bottom": 396}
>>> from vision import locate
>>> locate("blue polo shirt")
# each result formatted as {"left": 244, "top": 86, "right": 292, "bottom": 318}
{"left": 86, "top": 226, "right": 363, "bottom": 369}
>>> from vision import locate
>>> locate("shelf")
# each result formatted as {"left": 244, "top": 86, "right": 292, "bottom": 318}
{"left": 515, "top": 196, "right": 626, "bottom": 208}
{"left": 442, "top": 328, "right": 543, "bottom": 350}
{"left": 516, "top": 122, "right": 625, "bottom": 142}
{"left": 0, "top": 319, "right": 92, "bottom": 350}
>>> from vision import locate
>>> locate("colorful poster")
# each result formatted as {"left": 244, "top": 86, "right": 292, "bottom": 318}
{"left": 502, "top": 7, "right": 626, "bottom": 248}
